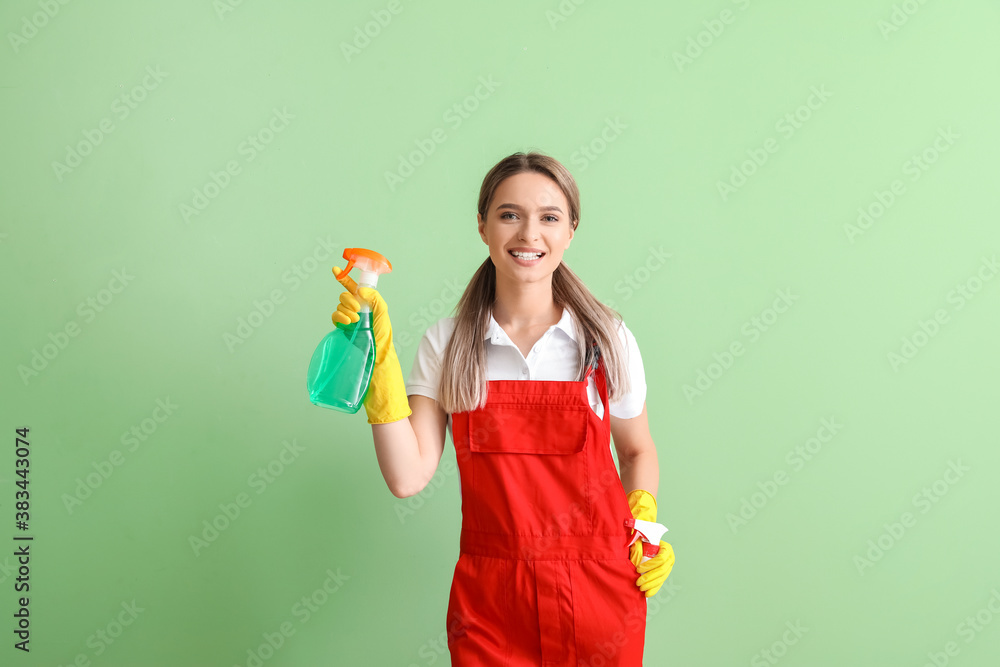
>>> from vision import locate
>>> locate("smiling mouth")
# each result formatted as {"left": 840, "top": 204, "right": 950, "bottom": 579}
{"left": 509, "top": 250, "right": 545, "bottom": 260}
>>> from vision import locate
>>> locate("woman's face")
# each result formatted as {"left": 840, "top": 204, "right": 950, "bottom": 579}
{"left": 478, "top": 171, "right": 575, "bottom": 285}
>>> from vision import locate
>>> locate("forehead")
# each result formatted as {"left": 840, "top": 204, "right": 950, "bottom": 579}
{"left": 491, "top": 172, "right": 568, "bottom": 210}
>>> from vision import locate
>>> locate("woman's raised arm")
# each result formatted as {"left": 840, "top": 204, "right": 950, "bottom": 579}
{"left": 371, "top": 395, "right": 447, "bottom": 498}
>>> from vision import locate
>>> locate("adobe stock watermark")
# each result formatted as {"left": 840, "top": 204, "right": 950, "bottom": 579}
{"left": 726, "top": 417, "right": 844, "bottom": 534}
{"left": 17, "top": 268, "right": 135, "bottom": 386}
{"left": 887, "top": 255, "right": 997, "bottom": 371}
{"left": 178, "top": 107, "right": 294, "bottom": 223}
{"left": 384, "top": 75, "right": 501, "bottom": 192}
{"left": 54, "top": 599, "right": 145, "bottom": 666}
{"left": 570, "top": 117, "right": 628, "bottom": 172}
{"left": 7, "top": 0, "right": 74, "bottom": 54}
{"left": 223, "top": 236, "right": 340, "bottom": 352}
{"left": 717, "top": 84, "right": 833, "bottom": 202}
{"left": 406, "top": 609, "right": 482, "bottom": 667}
{"left": 750, "top": 620, "right": 809, "bottom": 667}
{"left": 393, "top": 276, "right": 465, "bottom": 352}
{"left": 672, "top": 0, "right": 754, "bottom": 72}
{"left": 578, "top": 579, "right": 682, "bottom": 667}
{"left": 844, "top": 126, "right": 958, "bottom": 243}
{"left": 877, "top": 0, "right": 934, "bottom": 40}
{"left": 340, "top": 0, "right": 407, "bottom": 62}
{"left": 61, "top": 397, "right": 179, "bottom": 515}
{"left": 603, "top": 245, "right": 672, "bottom": 312}
{"left": 517, "top": 464, "right": 631, "bottom": 561}
{"left": 214, "top": 0, "right": 249, "bottom": 21}
{"left": 51, "top": 65, "right": 168, "bottom": 182}
{"left": 920, "top": 588, "right": 1000, "bottom": 667}
{"left": 853, "top": 459, "right": 970, "bottom": 575}
{"left": 682, "top": 288, "right": 799, "bottom": 404}
{"left": 545, "top": 0, "right": 591, "bottom": 30}
{"left": 233, "top": 566, "right": 350, "bottom": 667}
{"left": 188, "top": 439, "right": 306, "bottom": 556}
{"left": 394, "top": 457, "right": 457, "bottom": 523}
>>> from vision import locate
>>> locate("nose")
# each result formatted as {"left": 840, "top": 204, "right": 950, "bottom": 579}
{"left": 518, "top": 219, "right": 539, "bottom": 241}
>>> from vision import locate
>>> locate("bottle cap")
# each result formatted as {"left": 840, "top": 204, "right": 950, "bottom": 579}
{"left": 334, "top": 248, "right": 392, "bottom": 313}
{"left": 335, "top": 248, "right": 392, "bottom": 284}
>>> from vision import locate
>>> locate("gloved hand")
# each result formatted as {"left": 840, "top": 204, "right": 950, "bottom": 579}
{"left": 626, "top": 488, "right": 675, "bottom": 598}
{"left": 332, "top": 266, "right": 412, "bottom": 425}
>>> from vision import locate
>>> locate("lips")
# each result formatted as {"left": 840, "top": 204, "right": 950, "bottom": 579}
{"left": 508, "top": 249, "right": 545, "bottom": 266}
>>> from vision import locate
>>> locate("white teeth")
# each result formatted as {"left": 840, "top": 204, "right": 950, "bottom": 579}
{"left": 511, "top": 251, "right": 542, "bottom": 259}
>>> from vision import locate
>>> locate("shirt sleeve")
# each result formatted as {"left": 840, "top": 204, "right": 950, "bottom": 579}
{"left": 608, "top": 321, "right": 647, "bottom": 420}
{"left": 405, "top": 318, "right": 452, "bottom": 401}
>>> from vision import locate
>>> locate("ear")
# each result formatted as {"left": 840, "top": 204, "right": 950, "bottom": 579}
{"left": 567, "top": 221, "right": 575, "bottom": 247}
{"left": 478, "top": 213, "right": 487, "bottom": 244}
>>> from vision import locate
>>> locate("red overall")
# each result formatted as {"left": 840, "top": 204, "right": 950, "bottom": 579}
{"left": 446, "top": 348, "right": 646, "bottom": 666}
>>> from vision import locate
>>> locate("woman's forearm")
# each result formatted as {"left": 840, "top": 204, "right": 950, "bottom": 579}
{"left": 619, "top": 446, "right": 659, "bottom": 499}
{"left": 371, "top": 418, "right": 424, "bottom": 498}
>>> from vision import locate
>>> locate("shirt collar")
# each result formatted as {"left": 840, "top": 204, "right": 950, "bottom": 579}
{"left": 485, "top": 305, "right": 578, "bottom": 344}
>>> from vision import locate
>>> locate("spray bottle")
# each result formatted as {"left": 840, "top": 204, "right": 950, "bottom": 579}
{"left": 624, "top": 518, "right": 669, "bottom": 564}
{"left": 307, "top": 248, "right": 393, "bottom": 413}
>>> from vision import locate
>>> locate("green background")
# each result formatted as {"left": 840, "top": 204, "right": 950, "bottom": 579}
{"left": 2, "top": 0, "right": 999, "bottom": 665}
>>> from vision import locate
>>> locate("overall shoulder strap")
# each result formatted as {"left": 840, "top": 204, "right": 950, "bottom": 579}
{"left": 582, "top": 342, "right": 601, "bottom": 382}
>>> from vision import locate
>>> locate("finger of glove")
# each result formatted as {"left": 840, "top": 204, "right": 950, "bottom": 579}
{"left": 339, "top": 290, "right": 361, "bottom": 312}
{"left": 640, "top": 571, "right": 668, "bottom": 597}
{"left": 637, "top": 563, "right": 671, "bottom": 590}
{"left": 628, "top": 540, "right": 643, "bottom": 569}
{"left": 333, "top": 302, "right": 359, "bottom": 326}
{"left": 332, "top": 266, "right": 358, "bottom": 294}
{"left": 636, "top": 553, "right": 672, "bottom": 591}
{"left": 356, "top": 287, "right": 379, "bottom": 311}
{"left": 637, "top": 542, "right": 675, "bottom": 574}
{"left": 357, "top": 287, "right": 393, "bottom": 364}
{"left": 637, "top": 556, "right": 674, "bottom": 584}
{"left": 357, "top": 287, "right": 390, "bottom": 330}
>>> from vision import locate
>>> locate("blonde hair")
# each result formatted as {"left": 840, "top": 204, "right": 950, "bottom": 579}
{"left": 437, "top": 151, "right": 630, "bottom": 414}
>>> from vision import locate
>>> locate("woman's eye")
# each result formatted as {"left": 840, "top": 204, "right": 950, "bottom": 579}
{"left": 498, "top": 212, "right": 558, "bottom": 222}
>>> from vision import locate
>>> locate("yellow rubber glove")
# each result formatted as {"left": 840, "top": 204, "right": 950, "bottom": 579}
{"left": 626, "top": 488, "right": 676, "bottom": 597}
{"left": 332, "top": 266, "right": 412, "bottom": 425}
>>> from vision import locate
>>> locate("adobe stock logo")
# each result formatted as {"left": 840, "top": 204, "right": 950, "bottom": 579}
{"left": 877, "top": 0, "right": 934, "bottom": 40}
{"left": 569, "top": 117, "right": 628, "bottom": 173}
{"left": 920, "top": 588, "right": 1000, "bottom": 667}
{"left": 886, "top": 255, "right": 997, "bottom": 371}
{"left": 726, "top": 417, "right": 843, "bottom": 534}
{"left": 340, "top": 0, "right": 407, "bottom": 62}
{"left": 7, "top": 0, "right": 74, "bottom": 54}
{"left": 672, "top": 0, "right": 754, "bottom": 73}
{"left": 51, "top": 66, "right": 168, "bottom": 182}
{"left": 716, "top": 85, "right": 833, "bottom": 202}
{"left": 178, "top": 107, "right": 294, "bottom": 223}
{"left": 384, "top": 76, "right": 501, "bottom": 191}
{"left": 844, "top": 127, "right": 958, "bottom": 243}
{"left": 18, "top": 268, "right": 135, "bottom": 386}
{"left": 682, "top": 288, "right": 799, "bottom": 403}
{"left": 853, "top": 459, "right": 970, "bottom": 575}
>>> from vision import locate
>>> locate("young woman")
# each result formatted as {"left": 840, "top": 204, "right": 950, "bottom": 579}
{"left": 332, "top": 152, "right": 675, "bottom": 665}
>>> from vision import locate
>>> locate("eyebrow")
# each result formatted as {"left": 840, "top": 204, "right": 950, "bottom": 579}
{"left": 495, "top": 203, "right": 564, "bottom": 213}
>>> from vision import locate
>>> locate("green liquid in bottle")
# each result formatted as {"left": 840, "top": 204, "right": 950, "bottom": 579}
{"left": 307, "top": 312, "right": 376, "bottom": 412}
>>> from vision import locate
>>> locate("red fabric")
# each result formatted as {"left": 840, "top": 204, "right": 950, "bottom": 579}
{"left": 447, "top": 352, "right": 646, "bottom": 666}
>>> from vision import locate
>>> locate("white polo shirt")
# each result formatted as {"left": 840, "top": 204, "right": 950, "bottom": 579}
{"left": 405, "top": 306, "right": 647, "bottom": 435}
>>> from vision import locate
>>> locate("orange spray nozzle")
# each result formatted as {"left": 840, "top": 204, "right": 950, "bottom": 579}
{"left": 334, "top": 248, "right": 392, "bottom": 287}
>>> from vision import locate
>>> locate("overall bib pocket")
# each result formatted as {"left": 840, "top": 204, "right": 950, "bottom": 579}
{"left": 465, "top": 400, "right": 593, "bottom": 535}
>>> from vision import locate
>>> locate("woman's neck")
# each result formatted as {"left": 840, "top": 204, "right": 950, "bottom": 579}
{"left": 492, "top": 273, "right": 561, "bottom": 331}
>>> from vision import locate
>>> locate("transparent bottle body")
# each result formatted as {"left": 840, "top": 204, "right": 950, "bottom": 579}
{"left": 307, "top": 312, "right": 376, "bottom": 413}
